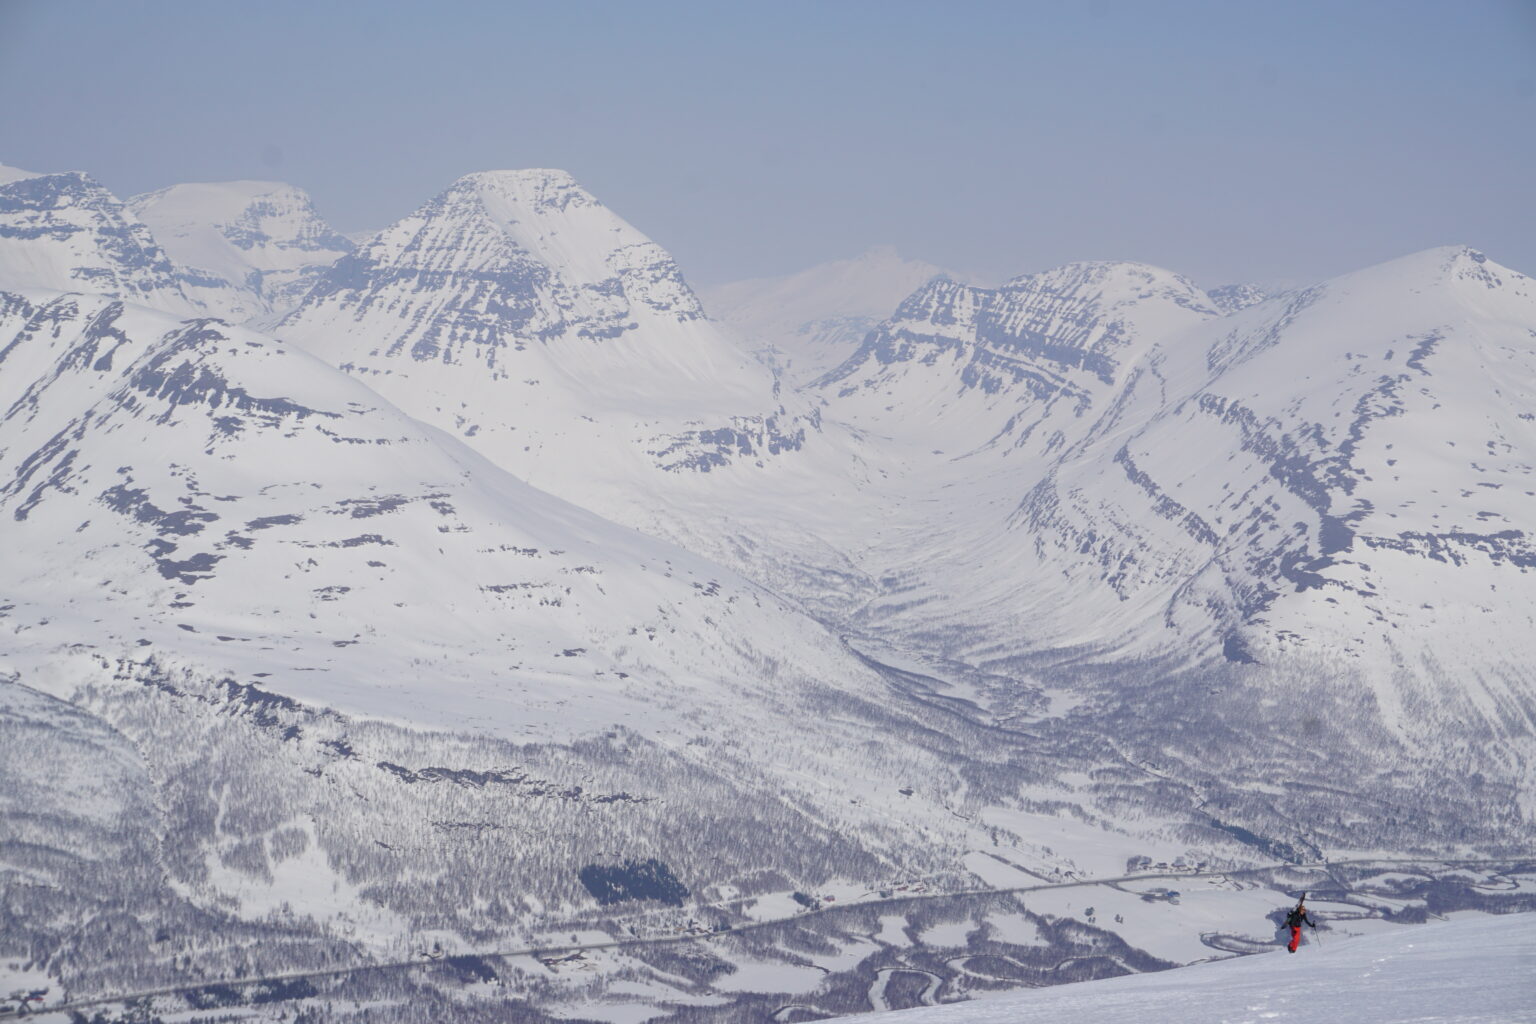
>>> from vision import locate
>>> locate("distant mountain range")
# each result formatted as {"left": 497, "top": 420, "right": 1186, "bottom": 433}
{"left": 701, "top": 246, "right": 973, "bottom": 385}
{"left": 1, "top": 160, "right": 1531, "bottom": 1020}
{"left": 129, "top": 180, "right": 355, "bottom": 316}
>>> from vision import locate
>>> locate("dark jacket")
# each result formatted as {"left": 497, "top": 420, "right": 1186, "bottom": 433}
{"left": 1286, "top": 907, "right": 1315, "bottom": 929}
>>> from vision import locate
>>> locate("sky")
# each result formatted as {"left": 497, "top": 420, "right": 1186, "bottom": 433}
{"left": 0, "top": 0, "right": 1532, "bottom": 288}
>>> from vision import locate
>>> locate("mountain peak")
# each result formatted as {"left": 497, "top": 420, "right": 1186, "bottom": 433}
{"left": 814, "top": 255, "right": 1219, "bottom": 462}
{"left": 0, "top": 168, "right": 105, "bottom": 200}
{"left": 276, "top": 166, "right": 783, "bottom": 485}
{"left": 451, "top": 168, "right": 600, "bottom": 218}
{"left": 1312, "top": 245, "right": 1532, "bottom": 315}
{"left": 1347, "top": 243, "right": 1513, "bottom": 281}
{"left": 348, "top": 167, "right": 652, "bottom": 295}
{"left": 1003, "top": 259, "right": 1217, "bottom": 314}
{"left": 127, "top": 179, "right": 352, "bottom": 313}
{"left": 1433, "top": 244, "right": 1530, "bottom": 287}
{"left": 0, "top": 170, "right": 258, "bottom": 319}
{"left": 458, "top": 167, "right": 581, "bottom": 189}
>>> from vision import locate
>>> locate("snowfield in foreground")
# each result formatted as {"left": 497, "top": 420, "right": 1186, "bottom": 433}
{"left": 861, "top": 912, "right": 1536, "bottom": 1024}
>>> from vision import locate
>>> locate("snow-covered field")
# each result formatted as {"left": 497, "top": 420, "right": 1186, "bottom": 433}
{"left": 859, "top": 913, "right": 1536, "bottom": 1024}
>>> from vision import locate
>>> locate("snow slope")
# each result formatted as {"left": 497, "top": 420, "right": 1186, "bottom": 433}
{"left": 0, "top": 290, "right": 880, "bottom": 742}
{"left": 0, "top": 162, "right": 42, "bottom": 186}
{"left": 860, "top": 912, "right": 1536, "bottom": 1024}
{"left": 0, "top": 287, "right": 1034, "bottom": 953}
{"left": 128, "top": 180, "right": 353, "bottom": 315}
{"left": 814, "top": 250, "right": 1536, "bottom": 743}
{"left": 270, "top": 172, "right": 1536, "bottom": 840}
{"left": 742, "top": 246, "right": 1536, "bottom": 862}
{"left": 994, "top": 249, "right": 1536, "bottom": 696}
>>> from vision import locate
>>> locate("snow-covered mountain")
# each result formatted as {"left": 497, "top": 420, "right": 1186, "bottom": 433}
{"left": 0, "top": 288, "right": 994, "bottom": 786}
{"left": 0, "top": 285, "right": 1025, "bottom": 973}
{"left": 1024, "top": 248, "right": 1536, "bottom": 738}
{"left": 701, "top": 246, "right": 965, "bottom": 385}
{"left": 128, "top": 180, "right": 353, "bottom": 316}
{"left": 875, "top": 248, "right": 1536, "bottom": 671}
{"left": 2, "top": 159, "right": 1534, "bottom": 1021}
{"left": 799, "top": 246, "right": 1536, "bottom": 834}
{"left": 817, "top": 260, "right": 1217, "bottom": 457}
{"left": 275, "top": 169, "right": 812, "bottom": 519}
{"left": 0, "top": 168, "right": 259, "bottom": 320}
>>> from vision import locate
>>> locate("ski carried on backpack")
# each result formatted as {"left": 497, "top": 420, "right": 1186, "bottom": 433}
{"left": 1285, "top": 891, "right": 1316, "bottom": 953}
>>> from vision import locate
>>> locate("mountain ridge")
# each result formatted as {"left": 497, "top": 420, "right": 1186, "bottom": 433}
{"left": 0, "top": 171, "right": 259, "bottom": 320}
{"left": 0, "top": 161, "right": 1531, "bottom": 1022}
{"left": 274, "top": 168, "right": 819, "bottom": 519}
{"left": 127, "top": 179, "right": 353, "bottom": 315}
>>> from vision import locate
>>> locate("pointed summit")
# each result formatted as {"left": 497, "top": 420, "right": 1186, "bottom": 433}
{"left": 278, "top": 169, "right": 804, "bottom": 513}
{"left": 1336, "top": 244, "right": 1531, "bottom": 302}
{"left": 286, "top": 167, "right": 710, "bottom": 370}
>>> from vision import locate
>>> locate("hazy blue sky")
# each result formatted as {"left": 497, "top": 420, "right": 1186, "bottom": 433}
{"left": 1, "top": 0, "right": 1532, "bottom": 287}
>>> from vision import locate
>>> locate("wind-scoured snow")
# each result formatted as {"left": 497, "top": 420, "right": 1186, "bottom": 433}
{"left": 859, "top": 912, "right": 1536, "bottom": 1024}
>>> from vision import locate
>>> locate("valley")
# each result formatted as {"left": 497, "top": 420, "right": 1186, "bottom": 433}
{"left": 0, "top": 160, "right": 1532, "bottom": 1022}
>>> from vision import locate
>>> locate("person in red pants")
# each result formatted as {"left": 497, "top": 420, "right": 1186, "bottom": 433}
{"left": 1286, "top": 898, "right": 1317, "bottom": 952}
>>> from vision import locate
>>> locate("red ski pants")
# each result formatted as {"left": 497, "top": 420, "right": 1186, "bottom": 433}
{"left": 1288, "top": 926, "right": 1302, "bottom": 952}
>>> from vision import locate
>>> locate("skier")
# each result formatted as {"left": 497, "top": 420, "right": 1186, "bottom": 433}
{"left": 1285, "top": 895, "right": 1317, "bottom": 953}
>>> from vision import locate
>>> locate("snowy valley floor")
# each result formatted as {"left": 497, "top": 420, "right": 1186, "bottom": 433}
{"left": 858, "top": 912, "right": 1536, "bottom": 1024}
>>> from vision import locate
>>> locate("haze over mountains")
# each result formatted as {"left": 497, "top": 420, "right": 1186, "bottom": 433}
{"left": 129, "top": 180, "right": 355, "bottom": 317}
{"left": 700, "top": 246, "right": 972, "bottom": 386}
{"left": 1, "top": 160, "right": 1532, "bottom": 1022}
